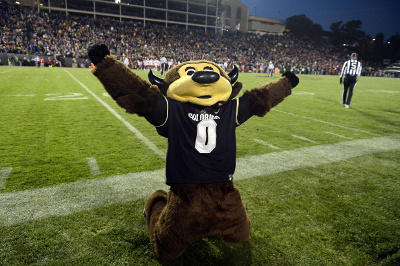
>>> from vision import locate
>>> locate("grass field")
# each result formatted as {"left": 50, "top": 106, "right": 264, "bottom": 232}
{"left": 0, "top": 65, "right": 399, "bottom": 265}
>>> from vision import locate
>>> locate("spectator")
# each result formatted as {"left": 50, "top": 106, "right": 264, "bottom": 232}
{"left": 0, "top": 1, "right": 351, "bottom": 74}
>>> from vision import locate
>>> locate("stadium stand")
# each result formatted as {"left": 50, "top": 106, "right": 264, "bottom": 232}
{"left": 384, "top": 61, "right": 400, "bottom": 77}
{"left": 0, "top": 1, "right": 356, "bottom": 75}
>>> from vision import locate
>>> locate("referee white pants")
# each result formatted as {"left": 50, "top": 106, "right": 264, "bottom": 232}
{"left": 268, "top": 68, "right": 274, "bottom": 77}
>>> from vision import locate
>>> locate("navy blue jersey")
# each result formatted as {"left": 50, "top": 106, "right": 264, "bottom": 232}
{"left": 147, "top": 95, "right": 253, "bottom": 185}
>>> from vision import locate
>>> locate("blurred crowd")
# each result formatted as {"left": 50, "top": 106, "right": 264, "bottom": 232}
{"left": 1, "top": 2, "right": 349, "bottom": 74}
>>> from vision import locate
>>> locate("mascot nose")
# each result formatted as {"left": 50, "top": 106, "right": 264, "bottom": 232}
{"left": 192, "top": 71, "right": 220, "bottom": 84}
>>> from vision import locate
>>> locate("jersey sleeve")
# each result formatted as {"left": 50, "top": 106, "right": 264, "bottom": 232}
{"left": 237, "top": 95, "right": 253, "bottom": 126}
{"left": 145, "top": 94, "right": 168, "bottom": 127}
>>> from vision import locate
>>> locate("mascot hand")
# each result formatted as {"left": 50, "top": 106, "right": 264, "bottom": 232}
{"left": 90, "top": 49, "right": 160, "bottom": 116}
{"left": 88, "top": 44, "right": 110, "bottom": 66}
{"left": 281, "top": 71, "right": 299, "bottom": 88}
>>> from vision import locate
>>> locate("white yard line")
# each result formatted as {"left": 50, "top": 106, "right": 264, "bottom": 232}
{"left": 235, "top": 134, "right": 400, "bottom": 179}
{"left": 1, "top": 134, "right": 399, "bottom": 226}
{"left": 0, "top": 169, "right": 167, "bottom": 226}
{"left": 0, "top": 167, "right": 12, "bottom": 190}
{"left": 63, "top": 69, "right": 166, "bottom": 159}
{"left": 273, "top": 109, "right": 379, "bottom": 136}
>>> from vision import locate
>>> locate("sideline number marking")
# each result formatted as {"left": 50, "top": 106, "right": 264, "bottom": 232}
{"left": 87, "top": 157, "right": 101, "bottom": 176}
{"left": 0, "top": 167, "right": 12, "bottom": 190}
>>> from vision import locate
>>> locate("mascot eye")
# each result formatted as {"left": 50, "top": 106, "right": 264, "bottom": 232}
{"left": 185, "top": 68, "right": 196, "bottom": 76}
{"left": 203, "top": 67, "right": 214, "bottom": 71}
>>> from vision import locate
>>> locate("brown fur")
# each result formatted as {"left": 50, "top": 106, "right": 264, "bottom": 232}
{"left": 243, "top": 76, "right": 293, "bottom": 117}
{"left": 92, "top": 56, "right": 160, "bottom": 116}
{"left": 91, "top": 56, "right": 297, "bottom": 262}
{"left": 144, "top": 182, "right": 251, "bottom": 262}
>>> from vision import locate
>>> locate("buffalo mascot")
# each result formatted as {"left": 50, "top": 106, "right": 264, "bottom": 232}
{"left": 88, "top": 44, "right": 299, "bottom": 262}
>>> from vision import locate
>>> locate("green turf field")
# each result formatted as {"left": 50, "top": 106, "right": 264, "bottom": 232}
{"left": 1, "top": 66, "right": 399, "bottom": 265}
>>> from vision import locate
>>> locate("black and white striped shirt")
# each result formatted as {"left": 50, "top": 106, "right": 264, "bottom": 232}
{"left": 340, "top": 59, "right": 362, "bottom": 80}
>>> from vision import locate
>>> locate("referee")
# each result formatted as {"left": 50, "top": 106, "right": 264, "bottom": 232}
{"left": 340, "top": 53, "right": 362, "bottom": 108}
{"left": 160, "top": 56, "right": 167, "bottom": 76}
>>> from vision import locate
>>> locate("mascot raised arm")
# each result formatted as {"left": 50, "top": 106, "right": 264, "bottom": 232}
{"left": 88, "top": 44, "right": 299, "bottom": 262}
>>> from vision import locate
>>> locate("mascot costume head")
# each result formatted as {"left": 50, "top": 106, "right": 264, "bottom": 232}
{"left": 148, "top": 60, "right": 241, "bottom": 106}
{"left": 89, "top": 44, "right": 299, "bottom": 262}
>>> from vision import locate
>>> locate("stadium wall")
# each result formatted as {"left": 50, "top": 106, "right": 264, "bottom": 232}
{"left": 2, "top": 53, "right": 91, "bottom": 68}
{"left": 222, "top": 0, "right": 249, "bottom": 32}
{"left": 248, "top": 16, "right": 285, "bottom": 35}
{"left": 0, "top": 53, "right": 8, "bottom": 66}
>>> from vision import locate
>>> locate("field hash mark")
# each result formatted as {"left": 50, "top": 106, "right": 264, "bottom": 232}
{"left": 253, "top": 139, "right": 281, "bottom": 149}
{"left": 324, "top": 131, "right": 353, "bottom": 140}
{"left": 291, "top": 134, "right": 319, "bottom": 144}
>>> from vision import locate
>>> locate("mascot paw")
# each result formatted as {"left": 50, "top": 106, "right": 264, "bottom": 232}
{"left": 88, "top": 44, "right": 110, "bottom": 66}
{"left": 282, "top": 71, "right": 299, "bottom": 88}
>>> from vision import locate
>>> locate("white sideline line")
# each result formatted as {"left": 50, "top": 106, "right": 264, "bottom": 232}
{"left": 253, "top": 139, "right": 281, "bottom": 149}
{"left": 365, "top": 90, "right": 400, "bottom": 94}
{"left": 87, "top": 157, "right": 101, "bottom": 176}
{"left": 0, "top": 167, "right": 12, "bottom": 190}
{"left": 62, "top": 69, "right": 166, "bottom": 159}
{"left": 1, "top": 134, "right": 399, "bottom": 226}
{"left": 324, "top": 131, "right": 353, "bottom": 140}
{"left": 4, "top": 94, "right": 35, "bottom": 97}
{"left": 273, "top": 109, "right": 379, "bottom": 136}
{"left": 291, "top": 134, "right": 319, "bottom": 144}
{"left": 371, "top": 125, "right": 399, "bottom": 132}
{"left": 0, "top": 68, "right": 20, "bottom": 74}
